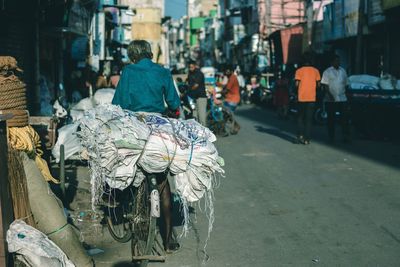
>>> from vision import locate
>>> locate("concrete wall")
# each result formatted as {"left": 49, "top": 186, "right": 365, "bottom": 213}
{"left": 131, "top": 8, "right": 164, "bottom": 64}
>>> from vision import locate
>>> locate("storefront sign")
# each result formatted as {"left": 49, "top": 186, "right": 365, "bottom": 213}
{"left": 382, "top": 0, "right": 400, "bottom": 10}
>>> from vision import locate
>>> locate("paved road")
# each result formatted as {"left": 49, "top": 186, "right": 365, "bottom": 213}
{"left": 93, "top": 105, "right": 400, "bottom": 267}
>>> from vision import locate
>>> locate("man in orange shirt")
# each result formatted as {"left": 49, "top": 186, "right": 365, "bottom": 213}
{"left": 295, "top": 54, "right": 321, "bottom": 144}
{"left": 223, "top": 66, "right": 241, "bottom": 112}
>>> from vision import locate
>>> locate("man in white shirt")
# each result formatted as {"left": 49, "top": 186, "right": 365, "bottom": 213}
{"left": 321, "top": 55, "right": 350, "bottom": 142}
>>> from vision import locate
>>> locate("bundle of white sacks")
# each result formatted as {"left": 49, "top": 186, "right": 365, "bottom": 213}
{"left": 78, "top": 104, "right": 225, "bottom": 205}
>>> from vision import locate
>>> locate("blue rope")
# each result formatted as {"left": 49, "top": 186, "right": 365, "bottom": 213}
{"left": 188, "top": 142, "right": 194, "bottom": 166}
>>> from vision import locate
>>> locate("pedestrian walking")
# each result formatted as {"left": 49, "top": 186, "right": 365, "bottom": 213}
{"left": 223, "top": 65, "right": 241, "bottom": 112}
{"left": 274, "top": 70, "right": 289, "bottom": 119}
{"left": 321, "top": 54, "right": 350, "bottom": 143}
{"left": 294, "top": 53, "right": 321, "bottom": 144}
{"left": 187, "top": 60, "right": 207, "bottom": 126}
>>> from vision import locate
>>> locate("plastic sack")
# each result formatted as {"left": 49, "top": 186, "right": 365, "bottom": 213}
{"left": 94, "top": 88, "right": 115, "bottom": 105}
{"left": 348, "top": 82, "right": 379, "bottom": 90}
{"left": 69, "top": 89, "right": 115, "bottom": 122}
{"left": 348, "top": 75, "right": 380, "bottom": 86}
{"left": 78, "top": 105, "right": 224, "bottom": 204}
{"left": 7, "top": 220, "right": 75, "bottom": 267}
{"left": 52, "top": 123, "right": 81, "bottom": 163}
{"left": 70, "top": 98, "right": 95, "bottom": 122}
{"left": 379, "top": 75, "right": 396, "bottom": 90}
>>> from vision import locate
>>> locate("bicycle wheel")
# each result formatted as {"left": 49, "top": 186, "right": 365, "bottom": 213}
{"left": 105, "top": 189, "right": 133, "bottom": 243}
{"left": 131, "top": 177, "right": 157, "bottom": 267}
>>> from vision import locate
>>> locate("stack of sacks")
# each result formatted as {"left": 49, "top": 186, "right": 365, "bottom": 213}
{"left": 78, "top": 104, "right": 224, "bottom": 205}
{"left": 348, "top": 75, "right": 380, "bottom": 90}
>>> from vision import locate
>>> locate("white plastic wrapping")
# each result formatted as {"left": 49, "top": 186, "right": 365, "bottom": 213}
{"left": 52, "top": 123, "right": 82, "bottom": 163}
{"left": 78, "top": 104, "right": 224, "bottom": 206}
{"left": 379, "top": 75, "right": 396, "bottom": 90}
{"left": 348, "top": 75, "right": 380, "bottom": 86}
{"left": 6, "top": 220, "right": 75, "bottom": 267}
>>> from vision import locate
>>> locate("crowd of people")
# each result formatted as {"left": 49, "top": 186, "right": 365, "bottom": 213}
{"left": 84, "top": 41, "right": 350, "bottom": 148}
{"left": 214, "top": 52, "right": 351, "bottom": 145}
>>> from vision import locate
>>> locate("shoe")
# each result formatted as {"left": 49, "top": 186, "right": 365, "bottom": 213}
{"left": 165, "top": 242, "right": 180, "bottom": 254}
{"left": 304, "top": 140, "right": 310, "bottom": 145}
{"left": 296, "top": 136, "right": 306, "bottom": 144}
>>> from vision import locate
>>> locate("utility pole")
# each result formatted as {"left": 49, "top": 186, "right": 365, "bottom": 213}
{"left": 355, "top": 0, "right": 365, "bottom": 74}
{"left": 281, "top": 0, "right": 286, "bottom": 26}
{"left": 305, "top": 0, "right": 313, "bottom": 48}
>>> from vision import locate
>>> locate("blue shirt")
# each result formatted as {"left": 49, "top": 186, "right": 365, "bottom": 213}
{"left": 112, "top": 59, "right": 180, "bottom": 113}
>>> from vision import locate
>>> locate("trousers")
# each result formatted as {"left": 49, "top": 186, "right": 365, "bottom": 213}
{"left": 297, "top": 102, "right": 315, "bottom": 141}
{"left": 193, "top": 97, "right": 207, "bottom": 126}
{"left": 326, "top": 101, "right": 350, "bottom": 141}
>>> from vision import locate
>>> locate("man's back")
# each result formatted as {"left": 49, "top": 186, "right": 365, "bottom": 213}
{"left": 112, "top": 58, "right": 180, "bottom": 113}
{"left": 187, "top": 68, "right": 206, "bottom": 99}
{"left": 295, "top": 66, "right": 321, "bottom": 102}
{"left": 225, "top": 74, "right": 240, "bottom": 104}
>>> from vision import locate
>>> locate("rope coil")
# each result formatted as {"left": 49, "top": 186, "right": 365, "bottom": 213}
{"left": 1, "top": 110, "right": 29, "bottom": 127}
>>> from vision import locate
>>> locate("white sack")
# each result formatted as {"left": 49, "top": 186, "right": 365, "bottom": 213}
{"left": 379, "top": 75, "right": 396, "bottom": 90}
{"left": 94, "top": 88, "right": 115, "bottom": 105}
{"left": 78, "top": 104, "right": 224, "bottom": 205}
{"left": 70, "top": 98, "right": 95, "bottom": 121}
{"left": 6, "top": 220, "right": 75, "bottom": 267}
{"left": 348, "top": 82, "right": 379, "bottom": 90}
{"left": 52, "top": 123, "right": 81, "bottom": 163}
{"left": 348, "top": 75, "right": 380, "bottom": 86}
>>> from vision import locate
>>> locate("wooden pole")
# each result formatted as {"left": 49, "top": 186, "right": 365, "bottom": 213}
{"left": 355, "top": 0, "right": 365, "bottom": 74}
{"left": 60, "top": 144, "right": 65, "bottom": 197}
{"left": 0, "top": 117, "right": 14, "bottom": 267}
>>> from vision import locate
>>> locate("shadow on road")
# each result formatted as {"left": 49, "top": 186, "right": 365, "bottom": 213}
{"left": 236, "top": 105, "right": 400, "bottom": 169}
{"left": 254, "top": 125, "right": 297, "bottom": 143}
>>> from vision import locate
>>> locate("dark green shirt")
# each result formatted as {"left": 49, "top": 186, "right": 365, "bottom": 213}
{"left": 112, "top": 59, "right": 180, "bottom": 113}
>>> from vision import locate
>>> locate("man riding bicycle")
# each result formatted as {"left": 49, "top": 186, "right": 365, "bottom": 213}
{"left": 112, "top": 40, "right": 181, "bottom": 253}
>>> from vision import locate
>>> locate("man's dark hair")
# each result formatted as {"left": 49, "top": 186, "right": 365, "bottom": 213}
{"left": 331, "top": 54, "right": 340, "bottom": 62}
{"left": 225, "top": 64, "right": 234, "bottom": 72}
{"left": 188, "top": 60, "right": 197, "bottom": 66}
{"left": 301, "top": 52, "right": 313, "bottom": 65}
{"left": 127, "top": 40, "right": 153, "bottom": 63}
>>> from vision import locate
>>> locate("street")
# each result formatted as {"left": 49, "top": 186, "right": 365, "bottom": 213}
{"left": 90, "top": 105, "right": 400, "bottom": 266}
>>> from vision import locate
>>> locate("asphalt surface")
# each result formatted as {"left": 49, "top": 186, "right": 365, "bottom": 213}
{"left": 90, "top": 105, "right": 400, "bottom": 267}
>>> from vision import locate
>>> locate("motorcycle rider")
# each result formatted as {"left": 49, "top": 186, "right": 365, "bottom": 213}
{"left": 112, "top": 40, "right": 180, "bottom": 252}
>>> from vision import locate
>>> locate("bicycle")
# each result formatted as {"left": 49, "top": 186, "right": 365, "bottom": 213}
{"left": 207, "top": 97, "right": 240, "bottom": 136}
{"left": 103, "top": 171, "right": 165, "bottom": 267}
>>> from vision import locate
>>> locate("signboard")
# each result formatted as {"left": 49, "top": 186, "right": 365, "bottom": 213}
{"left": 368, "top": 0, "right": 385, "bottom": 25}
{"left": 382, "top": 0, "right": 400, "bottom": 10}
